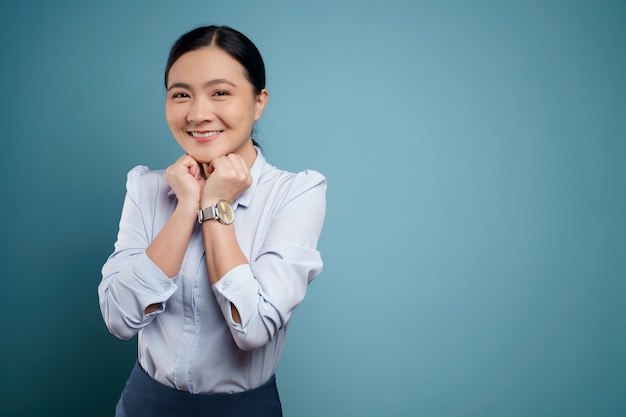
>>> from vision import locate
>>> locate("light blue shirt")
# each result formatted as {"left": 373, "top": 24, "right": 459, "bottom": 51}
{"left": 98, "top": 150, "right": 326, "bottom": 394}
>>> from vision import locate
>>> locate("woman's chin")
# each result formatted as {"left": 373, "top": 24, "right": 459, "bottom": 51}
{"left": 194, "top": 157, "right": 212, "bottom": 165}
{"left": 186, "top": 152, "right": 215, "bottom": 165}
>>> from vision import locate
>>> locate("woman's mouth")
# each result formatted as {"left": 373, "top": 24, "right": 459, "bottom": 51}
{"left": 188, "top": 130, "right": 222, "bottom": 142}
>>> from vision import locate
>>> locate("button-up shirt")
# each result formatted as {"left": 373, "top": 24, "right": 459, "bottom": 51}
{"left": 98, "top": 150, "right": 326, "bottom": 393}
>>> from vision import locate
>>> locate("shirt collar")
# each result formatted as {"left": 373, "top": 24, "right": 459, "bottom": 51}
{"left": 167, "top": 147, "right": 266, "bottom": 209}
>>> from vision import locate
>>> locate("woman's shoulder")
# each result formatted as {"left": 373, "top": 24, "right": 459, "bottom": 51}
{"left": 260, "top": 163, "right": 327, "bottom": 202}
{"left": 124, "top": 165, "right": 169, "bottom": 195}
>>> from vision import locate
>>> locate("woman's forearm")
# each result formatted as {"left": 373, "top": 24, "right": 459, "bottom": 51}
{"left": 146, "top": 201, "right": 198, "bottom": 278}
{"left": 201, "top": 220, "right": 248, "bottom": 323}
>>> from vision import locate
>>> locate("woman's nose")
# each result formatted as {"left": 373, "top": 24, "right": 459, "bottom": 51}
{"left": 187, "top": 97, "right": 214, "bottom": 123}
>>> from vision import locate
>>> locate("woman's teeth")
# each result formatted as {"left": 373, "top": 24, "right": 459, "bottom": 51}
{"left": 190, "top": 131, "right": 220, "bottom": 138}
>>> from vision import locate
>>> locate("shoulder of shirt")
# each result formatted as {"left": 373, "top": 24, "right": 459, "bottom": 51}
{"left": 259, "top": 162, "right": 327, "bottom": 200}
{"left": 125, "top": 165, "right": 169, "bottom": 195}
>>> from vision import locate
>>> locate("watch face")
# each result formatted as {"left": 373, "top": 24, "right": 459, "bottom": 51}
{"left": 216, "top": 200, "right": 234, "bottom": 224}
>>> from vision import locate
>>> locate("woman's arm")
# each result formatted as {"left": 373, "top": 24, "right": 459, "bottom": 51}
{"left": 199, "top": 153, "right": 254, "bottom": 323}
{"left": 143, "top": 155, "right": 205, "bottom": 312}
{"left": 98, "top": 167, "right": 178, "bottom": 339}
{"left": 99, "top": 156, "right": 205, "bottom": 337}
{"left": 205, "top": 167, "right": 327, "bottom": 351}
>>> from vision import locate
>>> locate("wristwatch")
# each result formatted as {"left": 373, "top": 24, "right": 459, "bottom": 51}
{"left": 197, "top": 200, "right": 234, "bottom": 225}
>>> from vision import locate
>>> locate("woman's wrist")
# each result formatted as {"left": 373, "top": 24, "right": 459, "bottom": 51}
{"left": 200, "top": 196, "right": 229, "bottom": 208}
{"left": 176, "top": 198, "right": 201, "bottom": 217}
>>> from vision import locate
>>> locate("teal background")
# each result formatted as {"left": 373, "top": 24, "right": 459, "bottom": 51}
{"left": 1, "top": 1, "right": 624, "bottom": 416}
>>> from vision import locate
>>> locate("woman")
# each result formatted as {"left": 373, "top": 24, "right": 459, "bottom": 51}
{"left": 98, "top": 25, "right": 326, "bottom": 416}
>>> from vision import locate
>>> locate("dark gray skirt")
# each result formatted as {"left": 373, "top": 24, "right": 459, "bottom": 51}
{"left": 115, "top": 361, "right": 282, "bottom": 417}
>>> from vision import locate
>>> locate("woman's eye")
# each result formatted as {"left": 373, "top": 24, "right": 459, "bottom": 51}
{"left": 171, "top": 92, "right": 189, "bottom": 99}
{"left": 214, "top": 90, "right": 228, "bottom": 97}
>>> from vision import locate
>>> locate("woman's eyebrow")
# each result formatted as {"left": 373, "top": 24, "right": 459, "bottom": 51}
{"left": 167, "top": 79, "right": 237, "bottom": 91}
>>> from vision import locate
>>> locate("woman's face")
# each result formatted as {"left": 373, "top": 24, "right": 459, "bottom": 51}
{"left": 165, "top": 47, "right": 268, "bottom": 165}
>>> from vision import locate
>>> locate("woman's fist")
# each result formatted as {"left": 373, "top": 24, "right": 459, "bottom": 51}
{"left": 200, "top": 153, "right": 252, "bottom": 206}
{"left": 164, "top": 154, "right": 205, "bottom": 211}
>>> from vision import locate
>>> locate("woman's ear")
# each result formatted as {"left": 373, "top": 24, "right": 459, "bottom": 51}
{"left": 254, "top": 89, "right": 269, "bottom": 121}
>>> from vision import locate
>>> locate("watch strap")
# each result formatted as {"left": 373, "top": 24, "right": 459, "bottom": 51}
{"left": 198, "top": 205, "right": 218, "bottom": 224}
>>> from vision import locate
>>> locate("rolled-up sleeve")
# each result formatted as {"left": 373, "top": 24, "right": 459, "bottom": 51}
{"left": 98, "top": 166, "right": 177, "bottom": 340}
{"left": 212, "top": 171, "right": 326, "bottom": 351}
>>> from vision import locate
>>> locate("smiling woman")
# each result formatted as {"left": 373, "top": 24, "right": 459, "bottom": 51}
{"left": 165, "top": 46, "right": 268, "bottom": 166}
{"left": 165, "top": 25, "right": 266, "bottom": 150}
{"left": 97, "top": 25, "right": 326, "bottom": 417}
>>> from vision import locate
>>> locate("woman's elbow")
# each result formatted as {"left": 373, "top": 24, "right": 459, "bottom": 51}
{"left": 100, "top": 305, "right": 140, "bottom": 341}
{"left": 230, "top": 327, "right": 274, "bottom": 351}
{"left": 231, "top": 333, "right": 267, "bottom": 351}
{"left": 107, "top": 322, "right": 138, "bottom": 340}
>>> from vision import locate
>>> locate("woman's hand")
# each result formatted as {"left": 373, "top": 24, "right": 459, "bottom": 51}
{"left": 200, "top": 153, "right": 252, "bottom": 207}
{"left": 164, "top": 154, "right": 206, "bottom": 212}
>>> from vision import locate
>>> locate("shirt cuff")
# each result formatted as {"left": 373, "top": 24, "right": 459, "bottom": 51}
{"left": 132, "top": 252, "right": 178, "bottom": 305}
{"left": 211, "top": 264, "right": 258, "bottom": 332}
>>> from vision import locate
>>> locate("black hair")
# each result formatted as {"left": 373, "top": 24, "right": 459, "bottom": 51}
{"left": 165, "top": 25, "right": 266, "bottom": 147}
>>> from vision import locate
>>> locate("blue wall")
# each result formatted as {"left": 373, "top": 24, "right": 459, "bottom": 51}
{"left": 1, "top": 1, "right": 624, "bottom": 416}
